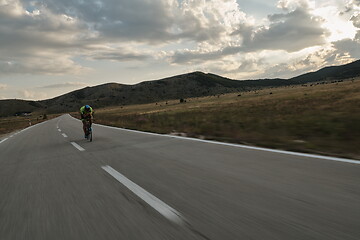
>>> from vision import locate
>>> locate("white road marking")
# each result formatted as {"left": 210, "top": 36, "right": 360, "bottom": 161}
{"left": 58, "top": 129, "right": 62, "bottom": 132}
{"left": 102, "top": 165, "right": 185, "bottom": 225}
{"left": 166, "top": 135, "right": 360, "bottom": 165}
{"left": 0, "top": 120, "right": 49, "bottom": 142}
{"left": 56, "top": 119, "right": 61, "bottom": 129}
{"left": 67, "top": 114, "right": 360, "bottom": 165}
{"left": 95, "top": 123, "right": 164, "bottom": 137}
{"left": 70, "top": 142, "right": 85, "bottom": 151}
{"left": 97, "top": 123, "right": 360, "bottom": 165}
{"left": 62, "top": 133, "right": 68, "bottom": 138}
{"left": 20, "top": 120, "right": 47, "bottom": 133}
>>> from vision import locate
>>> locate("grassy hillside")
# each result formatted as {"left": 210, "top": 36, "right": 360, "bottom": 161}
{"left": 1, "top": 59, "right": 359, "bottom": 117}
{"left": 0, "top": 99, "right": 45, "bottom": 117}
{"left": 92, "top": 78, "right": 360, "bottom": 160}
{"left": 23, "top": 62, "right": 360, "bottom": 115}
{"left": 290, "top": 59, "right": 360, "bottom": 83}
{"left": 41, "top": 72, "right": 261, "bottom": 113}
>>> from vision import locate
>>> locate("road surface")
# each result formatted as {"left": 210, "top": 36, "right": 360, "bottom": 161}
{"left": 0, "top": 114, "right": 359, "bottom": 240}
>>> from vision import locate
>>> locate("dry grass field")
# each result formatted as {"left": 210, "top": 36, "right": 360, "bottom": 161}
{"left": 0, "top": 114, "right": 56, "bottom": 137}
{"left": 2, "top": 78, "right": 359, "bottom": 159}
{"left": 93, "top": 78, "right": 360, "bottom": 159}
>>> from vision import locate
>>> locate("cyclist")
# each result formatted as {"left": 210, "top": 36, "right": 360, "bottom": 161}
{"left": 80, "top": 105, "right": 94, "bottom": 138}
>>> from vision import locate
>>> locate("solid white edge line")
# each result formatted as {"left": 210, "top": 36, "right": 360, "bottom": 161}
{"left": 97, "top": 124, "right": 360, "bottom": 165}
{"left": 70, "top": 142, "right": 85, "bottom": 151}
{"left": 102, "top": 165, "right": 184, "bottom": 224}
{"left": 62, "top": 133, "right": 68, "bottom": 138}
{"left": 66, "top": 114, "right": 360, "bottom": 165}
{"left": 1, "top": 117, "right": 56, "bottom": 144}
{"left": 166, "top": 135, "right": 360, "bottom": 165}
{"left": 0, "top": 122, "right": 46, "bottom": 143}
{"left": 19, "top": 120, "right": 48, "bottom": 133}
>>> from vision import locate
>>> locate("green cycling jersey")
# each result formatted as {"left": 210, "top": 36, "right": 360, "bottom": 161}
{"left": 80, "top": 106, "right": 94, "bottom": 120}
{"left": 80, "top": 105, "right": 93, "bottom": 115}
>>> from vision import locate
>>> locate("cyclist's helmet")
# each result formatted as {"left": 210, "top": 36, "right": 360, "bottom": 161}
{"left": 85, "top": 105, "right": 91, "bottom": 111}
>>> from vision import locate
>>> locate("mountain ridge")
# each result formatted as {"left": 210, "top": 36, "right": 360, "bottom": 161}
{"left": 1, "top": 59, "right": 359, "bottom": 117}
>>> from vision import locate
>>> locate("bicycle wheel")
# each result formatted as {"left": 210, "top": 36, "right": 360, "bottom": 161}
{"left": 89, "top": 128, "right": 92, "bottom": 142}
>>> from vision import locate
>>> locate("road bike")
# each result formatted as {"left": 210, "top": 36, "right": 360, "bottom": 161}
{"left": 84, "top": 118, "right": 93, "bottom": 142}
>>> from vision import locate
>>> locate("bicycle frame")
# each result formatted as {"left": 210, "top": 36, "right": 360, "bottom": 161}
{"left": 84, "top": 119, "right": 92, "bottom": 142}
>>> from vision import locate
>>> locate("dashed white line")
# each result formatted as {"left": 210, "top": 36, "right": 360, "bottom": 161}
{"left": 58, "top": 129, "right": 62, "bottom": 132}
{"left": 70, "top": 142, "right": 85, "bottom": 151}
{"left": 0, "top": 138, "right": 8, "bottom": 144}
{"left": 56, "top": 119, "right": 61, "bottom": 129}
{"left": 62, "top": 133, "right": 68, "bottom": 138}
{"left": 102, "top": 165, "right": 185, "bottom": 225}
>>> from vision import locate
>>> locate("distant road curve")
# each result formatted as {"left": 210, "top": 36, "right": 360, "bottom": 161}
{"left": 0, "top": 114, "right": 359, "bottom": 240}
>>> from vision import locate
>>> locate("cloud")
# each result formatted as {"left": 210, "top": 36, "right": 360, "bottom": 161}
{"left": 0, "top": 55, "right": 87, "bottom": 76}
{"left": 253, "top": 42, "right": 358, "bottom": 79}
{"left": 42, "top": 0, "right": 248, "bottom": 44}
{"left": 42, "top": 0, "right": 179, "bottom": 43}
{"left": 170, "top": 3, "right": 329, "bottom": 64}
{"left": 0, "top": 0, "right": 358, "bottom": 89}
{"left": 0, "top": 0, "right": 92, "bottom": 75}
{"left": 18, "top": 90, "right": 47, "bottom": 100}
{"left": 237, "top": 0, "right": 329, "bottom": 52}
{"left": 277, "top": 0, "right": 313, "bottom": 11}
{"left": 0, "top": 83, "right": 7, "bottom": 90}
{"left": 205, "top": 56, "right": 266, "bottom": 79}
{"left": 351, "top": 13, "right": 360, "bottom": 28}
{"left": 0, "top": 0, "right": 250, "bottom": 75}
{"left": 87, "top": 47, "right": 151, "bottom": 61}
{"left": 332, "top": 37, "right": 360, "bottom": 59}
{"left": 174, "top": 0, "right": 248, "bottom": 43}
{"left": 341, "top": 0, "right": 360, "bottom": 15}
{"left": 0, "top": 3, "right": 85, "bottom": 49}
{"left": 40, "top": 82, "right": 88, "bottom": 89}
{"left": 169, "top": 49, "right": 225, "bottom": 64}
{"left": 246, "top": 8, "right": 329, "bottom": 52}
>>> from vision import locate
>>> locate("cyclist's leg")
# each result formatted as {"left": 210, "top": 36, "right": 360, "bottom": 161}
{"left": 82, "top": 120, "right": 87, "bottom": 137}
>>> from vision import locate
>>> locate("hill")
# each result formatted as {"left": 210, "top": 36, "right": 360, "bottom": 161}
{"left": 40, "top": 72, "right": 290, "bottom": 113}
{"left": 0, "top": 59, "right": 359, "bottom": 117}
{"left": 0, "top": 99, "right": 45, "bottom": 117}
{"left": 289, "top": 59, "right": 360, "bottom": 83}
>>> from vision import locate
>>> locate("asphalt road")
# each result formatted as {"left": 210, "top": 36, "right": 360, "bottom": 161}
{"left": 0, "top": 114, "right": 359, "bottom": 240}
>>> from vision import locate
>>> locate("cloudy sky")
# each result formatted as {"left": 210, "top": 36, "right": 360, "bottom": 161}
{"left": 0, "top": 0, "right": 359, "bottom": 100}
